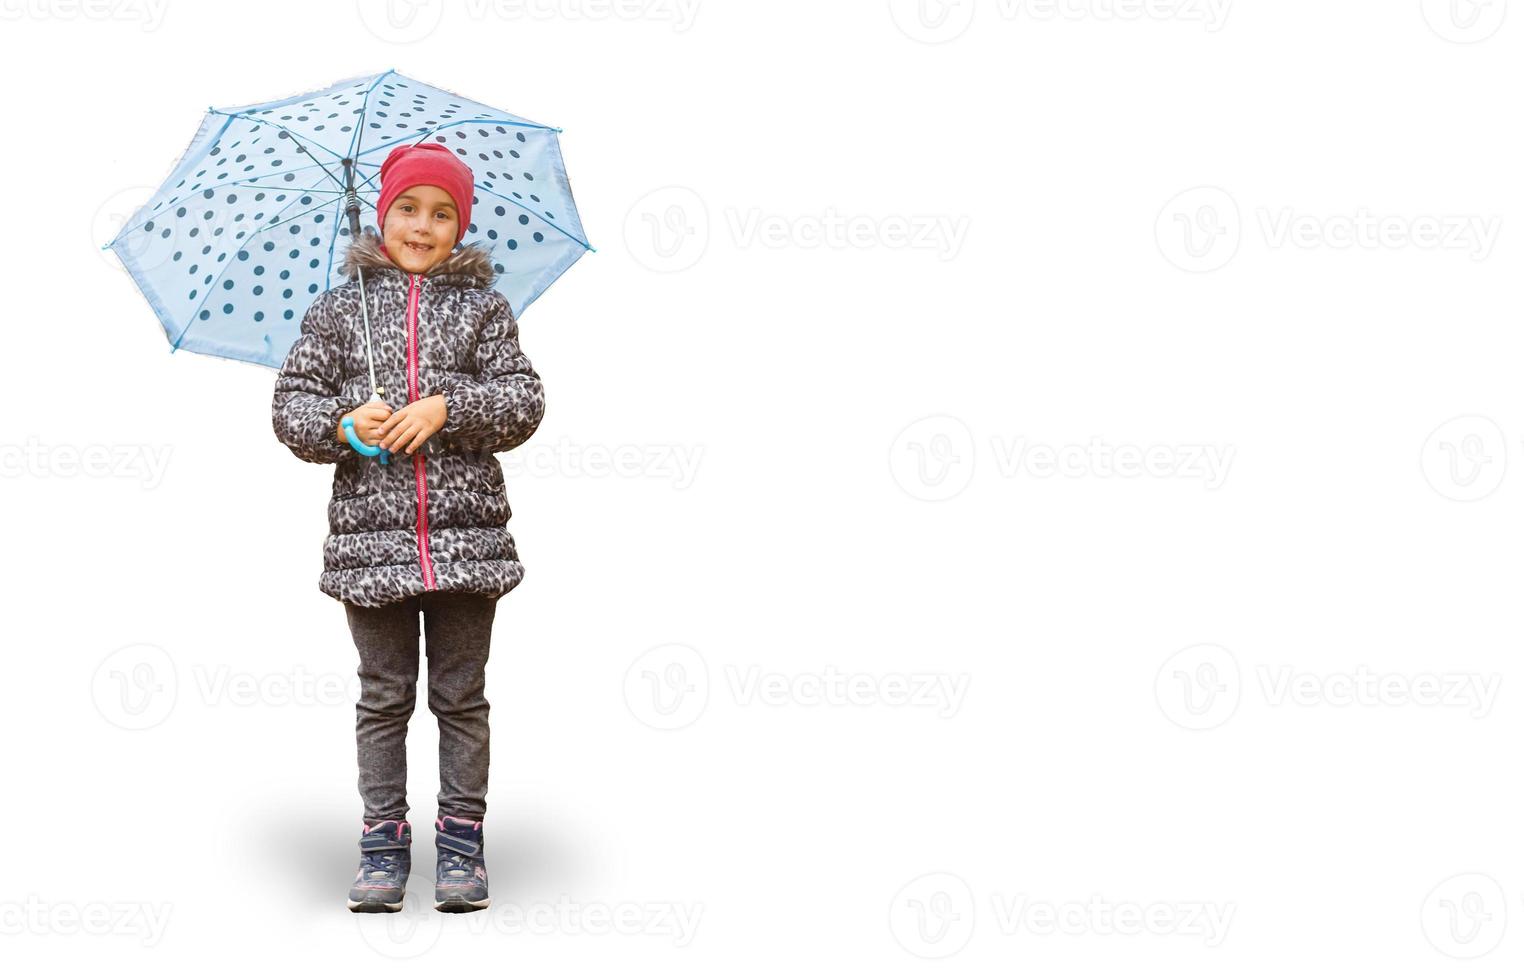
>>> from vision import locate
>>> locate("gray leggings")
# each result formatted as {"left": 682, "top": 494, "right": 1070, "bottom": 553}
{"left": 344, "top": 591, "right": 499, "bottom": 824}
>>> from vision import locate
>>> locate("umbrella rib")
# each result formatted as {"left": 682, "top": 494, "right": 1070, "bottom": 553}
{"left": 174, "top": 160, "right": 340, "bottom": 205}
{"left": 346, "top": 69, "right": 397, "bottom": 164}
{"left": 359, "top": 161, "right": 583, "bottom": 250}
{"left": 353, "top": 117, "right": 561, "bottom": 163}
{"left": 208, "top": 110, "right": 348, "bottom": 179}
{"left": 286, "top": 138, "right": 346, "bottom": 194}
{"left": 353, "top": 143, "right": 587, "bottom": 250}
{"left": 460, "top": 181, "right": 592, "bottom": 251}
{"left": 233, "top": 184, "right": 355, "bottom": 195}
{"left": 170, "top": 190, "right": 348, "bottom": 350}
{"left": 114, "top": 160, "right": 354, "bottom": 244}
{"left": 259, "top": 192, "right": 360, "bottom": 234}
{"left": 207, "top": 112, "right": 352, "bottom": 219}
{"left": 350, "top": 162, "right": 585, "bottom": 253}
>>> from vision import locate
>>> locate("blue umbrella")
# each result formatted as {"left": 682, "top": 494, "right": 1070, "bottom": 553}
{"left": 104, "top": 68, "right": 592, "bottom": 377}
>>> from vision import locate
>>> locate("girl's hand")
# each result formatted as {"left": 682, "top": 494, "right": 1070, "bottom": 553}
{"left": 376, "top": 394, "right": 448, "bottom": 455}
{"left": 338, "top": 400, "right": 393, "bottom": 447}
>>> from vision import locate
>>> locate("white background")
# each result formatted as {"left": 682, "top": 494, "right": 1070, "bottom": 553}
{"left": 1, "top": 0, "right": 1521, "bottom": 974}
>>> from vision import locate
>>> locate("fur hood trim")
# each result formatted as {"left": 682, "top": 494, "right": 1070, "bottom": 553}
{"left": 340, "top": 228, "right": 496, "bottom": 288}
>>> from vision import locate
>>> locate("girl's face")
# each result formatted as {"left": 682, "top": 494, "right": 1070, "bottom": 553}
{"left": 382, "top": 184, "right": 460, "bottom": 275}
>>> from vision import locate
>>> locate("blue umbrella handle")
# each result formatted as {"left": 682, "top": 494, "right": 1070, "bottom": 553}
{"left": 341, "top": 415, "right": 391, "bottom": 465}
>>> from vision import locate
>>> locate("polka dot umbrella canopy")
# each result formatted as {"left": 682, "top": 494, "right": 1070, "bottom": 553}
{"left": 104, "top": 68, "right": 592, "bottom": 371}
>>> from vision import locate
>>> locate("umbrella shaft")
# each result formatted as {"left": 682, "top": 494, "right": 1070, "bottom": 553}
{"left": 343, "top": 159, "right": 383, "bottom": 401}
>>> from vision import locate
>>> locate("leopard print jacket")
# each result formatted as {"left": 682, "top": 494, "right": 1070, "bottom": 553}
{"left": 271, "top": 229, "right": 545, "bottom": 607}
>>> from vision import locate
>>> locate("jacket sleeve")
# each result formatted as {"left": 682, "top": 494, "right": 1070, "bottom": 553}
{"left": 271, "top": 292, "right": 353, "bottom": 465}
{"left": 435, "top": 294, "right": 545, "bottom": 456}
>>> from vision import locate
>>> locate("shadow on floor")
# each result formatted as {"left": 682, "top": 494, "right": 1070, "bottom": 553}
{"left": 249, "top": 807, "right": 588, "bottom": 911}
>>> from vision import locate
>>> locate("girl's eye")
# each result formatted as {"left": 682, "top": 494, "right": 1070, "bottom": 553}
{"left": 436, "top": 212, "right": 449, "bottom": 221}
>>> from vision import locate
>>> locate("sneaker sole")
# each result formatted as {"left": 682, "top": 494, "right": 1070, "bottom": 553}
{"left": 434, "top": 895, "right": 491, "bottom": 913}
{"left": 348, "top": 898, "right": 404, "bottom": 913}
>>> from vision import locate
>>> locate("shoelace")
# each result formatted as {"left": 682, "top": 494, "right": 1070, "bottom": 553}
{"left": 360, "top": 848, "right": 405, "bottom": 879}
{"left": 438, "top": 850, "right": 477, "bottom": 879}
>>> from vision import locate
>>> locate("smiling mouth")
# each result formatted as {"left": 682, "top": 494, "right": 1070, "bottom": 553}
{"left": 405, "top": 242, "right": 432, "bottom": 253}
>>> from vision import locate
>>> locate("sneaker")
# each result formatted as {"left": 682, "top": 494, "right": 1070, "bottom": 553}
{"left": 347, "top": 819, "right": 412, "bottom": 913}
{"left": 434, "top": 815, "right": 490, "bottom": 912}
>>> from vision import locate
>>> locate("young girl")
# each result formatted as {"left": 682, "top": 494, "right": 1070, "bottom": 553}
{"left": 270, "top": 142, "right": 545, "bottom": 914}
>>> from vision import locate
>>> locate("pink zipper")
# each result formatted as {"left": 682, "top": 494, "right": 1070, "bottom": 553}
{"left": 405, "top": 273, "right": 437, "bottom": 591}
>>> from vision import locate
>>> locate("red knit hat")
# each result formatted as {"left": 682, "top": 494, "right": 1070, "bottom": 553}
{"left": 375, "top": 142, "right": 475, "bottom": 255}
